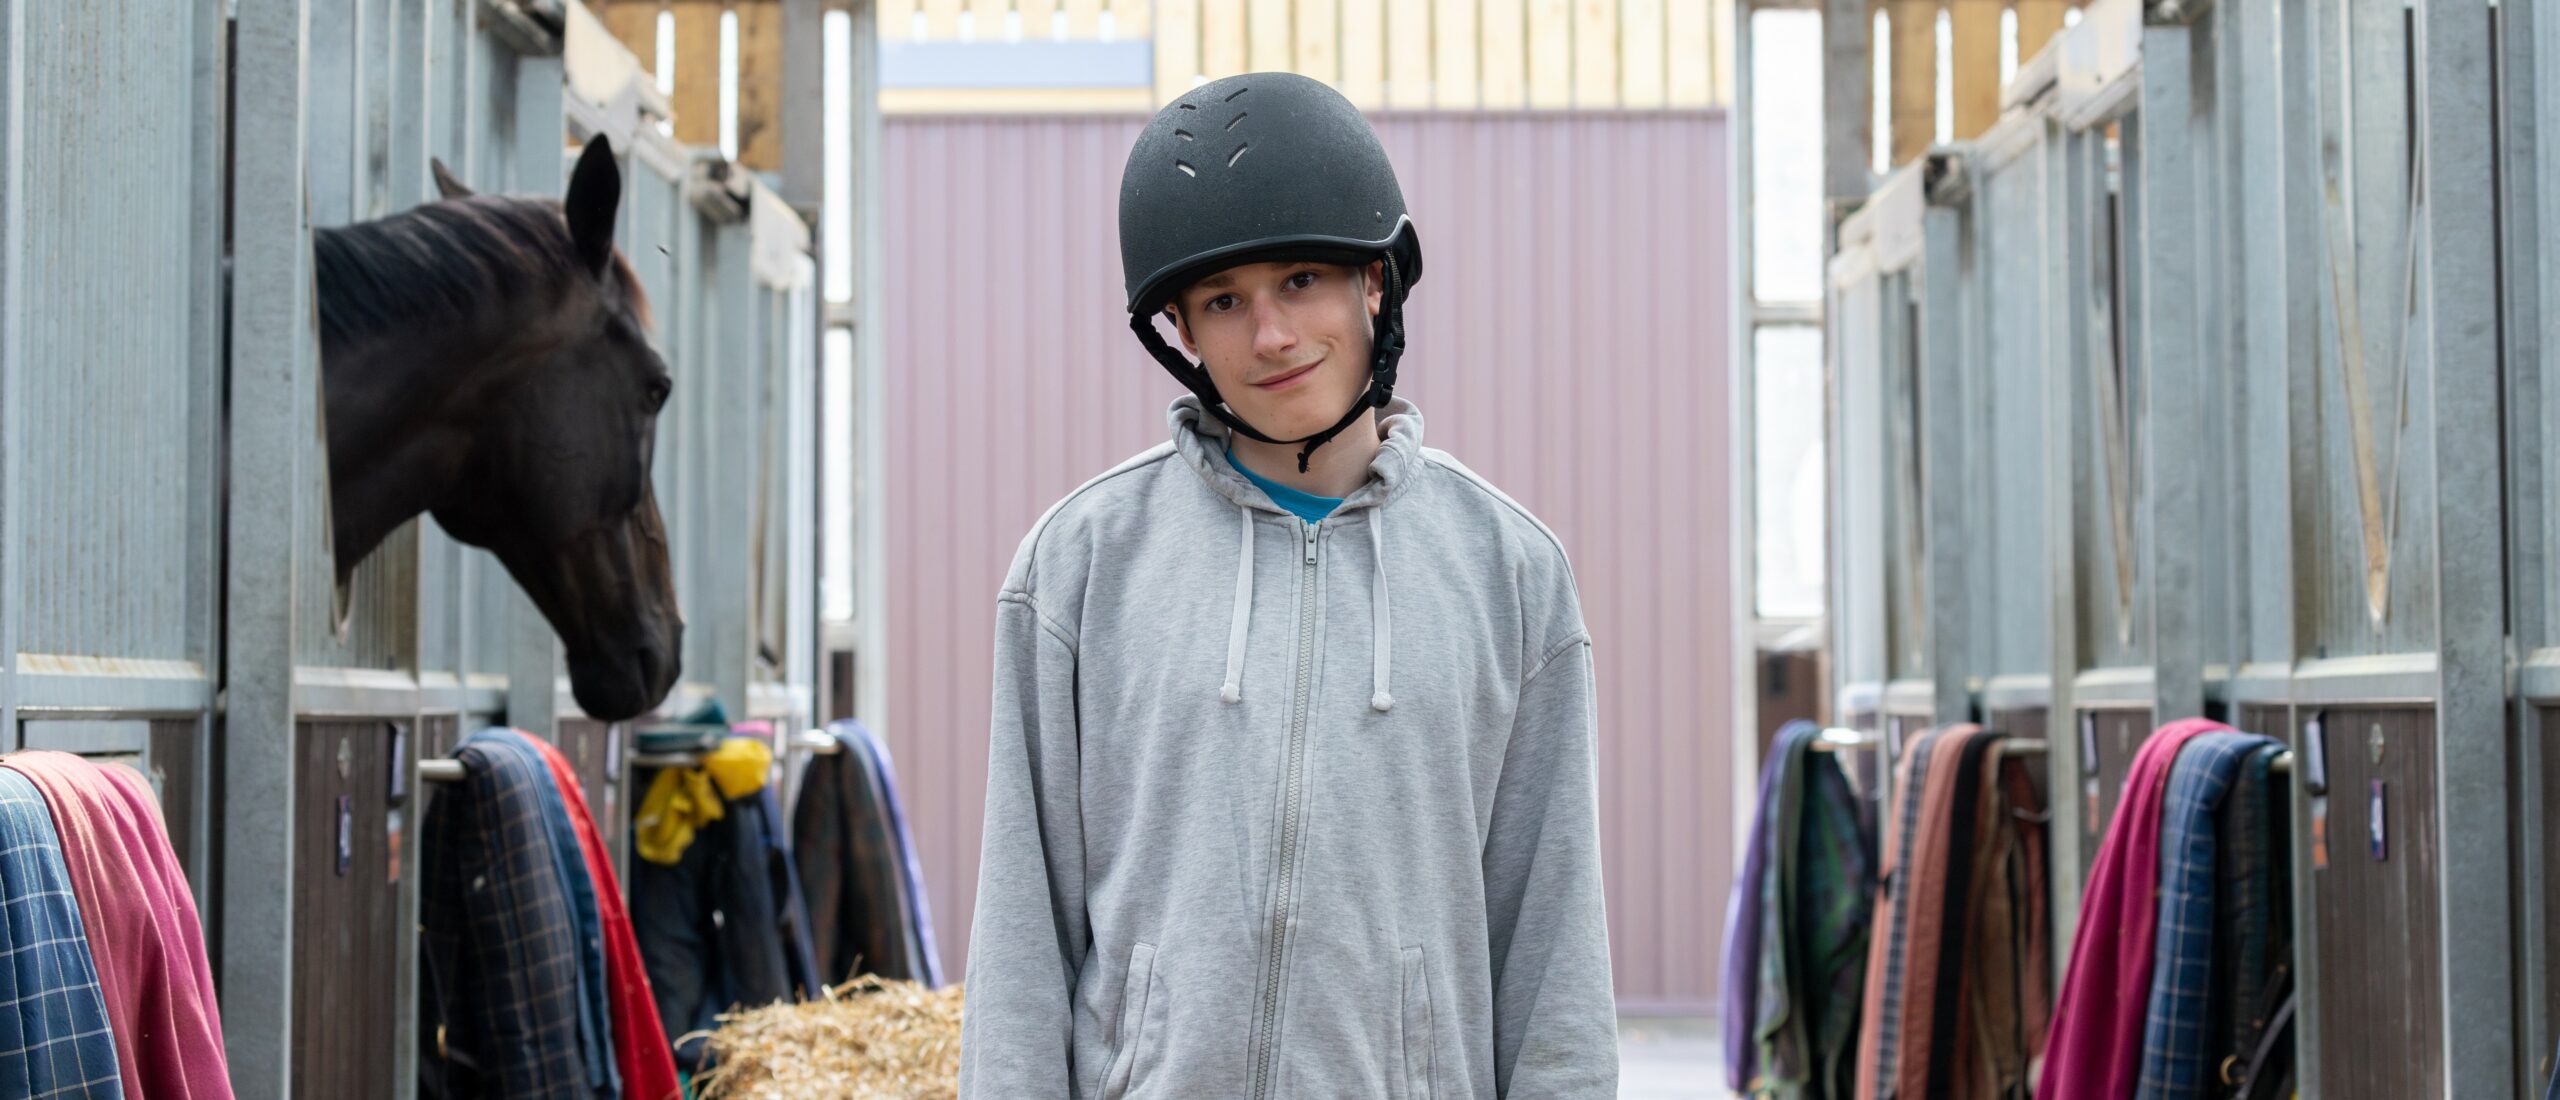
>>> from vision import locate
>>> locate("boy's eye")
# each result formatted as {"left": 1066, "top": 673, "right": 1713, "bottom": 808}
{"left": 1287, "top": 270, "right": 1319, "bottom": 289}
{"left": 1207, "top": 294, "right": 1238, "bottom": 312}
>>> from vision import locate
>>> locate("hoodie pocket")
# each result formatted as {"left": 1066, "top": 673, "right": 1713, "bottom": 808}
{"left": 1099, "top": 942, "right": 1159, "bottom": 1100}
{"left": 1400, "top": 946, "right": 1435, "bottom": 1100}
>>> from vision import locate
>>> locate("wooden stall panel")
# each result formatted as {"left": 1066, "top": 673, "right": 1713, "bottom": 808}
{"left": 1756, "top": 646, "right": 1823, "bottom": 759}
{"left": 2078, "top": 706, "right": 2153, "bottom": 862}
{"left": 291, "top": 721, "right": 403, "bottom": 1100}
{"left": 2306, "top": 707, "right": 2443, "bottom": 1099}
{"left": 555, "top": 717, "right": 627, "bottom": 870}
{"left": 149, "top": 718, "right": 204, "bottom": 894}
{"left": 2541, "top": 704, "right": 2560, "bottom": 1073}
{"left": 1988, "top": 706, "right": 2049, "bottom": 748}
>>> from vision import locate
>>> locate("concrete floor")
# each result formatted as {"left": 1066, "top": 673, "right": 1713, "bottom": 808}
{"left": 1617, "top": 1015, "right": 1729, "bottom": 1100}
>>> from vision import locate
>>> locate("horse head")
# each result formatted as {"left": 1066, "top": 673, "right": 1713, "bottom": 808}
{"left": 321, "top": 134, "right": 683, "bottom": 722}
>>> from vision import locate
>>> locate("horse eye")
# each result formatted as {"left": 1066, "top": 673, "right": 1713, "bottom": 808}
{"left": 645, "top": 376, "right": 672, "bottom": 413}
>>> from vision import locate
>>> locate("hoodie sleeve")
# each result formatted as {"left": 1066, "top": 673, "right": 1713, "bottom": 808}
{"left": 1483, "top": 631, "right": 1620, "bottom": 1098}
{"left": 956, "top": 587, "right": 1089, "bottom": 1096}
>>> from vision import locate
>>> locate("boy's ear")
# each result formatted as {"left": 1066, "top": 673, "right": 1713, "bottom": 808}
{"left": 1364, "top": 259, "right": 1386, "bottom": 316}
{"left": 1165, "top": 303, "right": 1200, "bottom": 357}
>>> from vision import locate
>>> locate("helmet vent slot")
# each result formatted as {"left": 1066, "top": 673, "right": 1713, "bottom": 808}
{"left": 1176, "top": 160, "right": 1198, "bottom": 177}
{"left": 1227, "top": 144, "right": 1251, "bottom": 168}
{"left": 1225, "top": 112, "right": 1248, "bottom": 130}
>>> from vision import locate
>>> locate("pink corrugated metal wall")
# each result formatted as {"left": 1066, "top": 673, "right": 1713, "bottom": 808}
{"left": 884, "top": 110, "right": 1733, "bottom": 1012}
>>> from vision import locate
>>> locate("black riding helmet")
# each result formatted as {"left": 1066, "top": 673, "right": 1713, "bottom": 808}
{"left": 1120, "top": 72, "right": 1424, "bottom": 472}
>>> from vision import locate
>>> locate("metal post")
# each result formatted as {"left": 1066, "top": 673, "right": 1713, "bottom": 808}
{"left": 226, "top": 0, "right": 313, "bottom": 1092}
{"left": 2275, "top": 0, "right": 2328, "bottom": 1077}
{"left": 852, "top": 0, "right": 891, "bottom": 738}
{"left": 2045, "top": 122, "right": 2091, "bottom": 959}
{"left": 2415, "top": 0, "right": 2518, "bottom": 1087}
{"left": 1921, "top": 153, "right": 1972, "bottom": 726}
{"left": 2139, "top": 9, "right": 2204, "bottom": 724}
{"left": 0, "top": 0, "right": 27, "bottom": 746}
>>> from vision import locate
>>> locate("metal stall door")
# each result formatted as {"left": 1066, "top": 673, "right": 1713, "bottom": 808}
{"left": 0, "top": 0, "right": 228, "bottom": 899}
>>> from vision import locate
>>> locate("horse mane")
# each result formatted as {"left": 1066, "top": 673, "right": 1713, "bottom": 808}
{"left": 312, "top": 194, "right": 652, "bottom": 350}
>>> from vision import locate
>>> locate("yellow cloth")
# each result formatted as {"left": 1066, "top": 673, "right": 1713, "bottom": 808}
{"left": 633, "top": 738, "right": 773, "bottom": 865}
{"left": 704, "top": 737, "right": 773, "bottom": 800}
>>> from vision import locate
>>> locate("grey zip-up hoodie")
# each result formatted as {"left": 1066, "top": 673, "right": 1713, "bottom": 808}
{"left": 958, "top": 395, "right": 1618, "bottom": 1099}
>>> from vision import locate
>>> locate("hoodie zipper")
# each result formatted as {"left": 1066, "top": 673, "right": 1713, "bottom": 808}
{"left": 1250, "top": 518, "right": 1321, "bottom": 1100}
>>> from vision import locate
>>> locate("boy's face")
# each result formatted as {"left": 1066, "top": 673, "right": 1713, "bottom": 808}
{"left": 1168, "top": 259, "right": 1385, "bottom": 441}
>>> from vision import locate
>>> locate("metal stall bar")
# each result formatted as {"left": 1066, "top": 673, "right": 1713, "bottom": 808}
{"left": 2506, "top": 0, "right": 2558, "bottom": 1073}
{"left": 2415, "top": 0, "right": 2518, "bottom": 1085}
{"left": 1920, "top": 151, "right": 1973, "bottom": 728}
{"left": 226, "top": 0, "right": 315, "bottom": 1092}
{"left": 2139, "top": 1, "right": 2205, "bottom": 726}
{"left": 2044, "top": 76, "right": 2093, "bottom": 959}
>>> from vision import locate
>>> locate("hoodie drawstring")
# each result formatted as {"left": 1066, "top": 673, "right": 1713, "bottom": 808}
{"left": 1220, "top": 506, "right": 1394, "bottom": 713}
{"left": 1221, "top": 505, "right": 1255, "bottom": 705}
{"left": 1367, "top": 509, "right": 1393, "bottom": 712}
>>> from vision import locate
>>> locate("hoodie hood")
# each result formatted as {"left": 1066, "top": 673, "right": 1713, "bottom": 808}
{"left": 1168, "top": 393, "right": 1428, "bottom": 516}
{"left": 1170, "top": 394, "right": 1420, "bottom": 713}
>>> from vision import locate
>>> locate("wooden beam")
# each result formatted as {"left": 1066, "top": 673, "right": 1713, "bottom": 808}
{"left": 1021, "top": 0, "right": 1061, "bottom": 37}
{"left": 1341, "top": 0, "right": 1385, "bottom": 107}
{"left": 1296, "top": 0, "right": 1340, "bottom": 83}
{"left": 1482, "top": 0, "right": 1528, "bottom": 108}
{"left": 671, "top": 0, "right": 722, "bottom": 147}
{"left": 1387, "top": 0, "right": 1433, "bottom": 106}
{"left": 1666, "top": 0, "right": 1709, "bottom": 107}
{"left": 598, "top": 1, "right": 663, "bottom": 71}
{"left": 1251, "top": 0, "right": 1291, "bottom": 71}
{"left": 923, "top": 0, "right": 961, "bottom": 39}
{"left": 1109, "top": 0, "right": 1150, "bottom": 39}
{"left": 1888, "top": 0, "right": 1937, "bottom": 165}
{"left": 1202, "top": 0, "right": 1246, "bottom": 78}
{"left": 1436, "top": 0, "right": 1480, "bottom": 107}
{"left": 1705, "top": 0, "right": 1731, "bottom": 105}
{"left": 1528, "top": 0, "right": 1572, "bottom": 107}
{"left": 1573, "top": 0, "right": 1618, "bottom": 107}
{"left": 1155, "top": 0, "right": 1200, "bottom": 103}
{"left": 1619, "top": 0, "right": 1664, "bottom": 108}
{"left": 2015, "top": 0, "right": 2066, "bottom": 62}
{"left": 1948, "top": 0, "right": 1999, "bottom": 138}
{"left": 883, "top": 86, "right": 1158, "bottom": 112}
{"left": 968, "top": 0, "right": 1007, "bottom": 38}
{"left": 736, "top": 0, "right": 784, "bottom": 170}
{"left": 1063, "top": 0, "right": 1101, "bottom": 38}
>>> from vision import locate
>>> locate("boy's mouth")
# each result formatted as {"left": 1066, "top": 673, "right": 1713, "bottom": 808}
{"left": 1254, "top": 360, "right": 1321, "bottom": 390}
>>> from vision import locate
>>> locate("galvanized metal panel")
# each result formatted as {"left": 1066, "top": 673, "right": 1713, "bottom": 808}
{"left": 2139, "top": 19, "right": 2204, "bottom": 723}
{"left": 1978, "top": 140, "right": 2055, "bottom": 678}
{"left": 9, "top": 0, "right": 215, "bottom": 676}
{"left": 883, "top": 111, "right": 1736, "bottom": 1008}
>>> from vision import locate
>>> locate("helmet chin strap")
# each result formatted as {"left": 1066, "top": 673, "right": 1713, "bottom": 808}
{"left": 1131, "top": 253, "right": 1409, "bottom": 473}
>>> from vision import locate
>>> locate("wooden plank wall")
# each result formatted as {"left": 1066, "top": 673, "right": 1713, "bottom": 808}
{"left": 592, "top": 0, "right": 792, "bottom": 170}
{"left": 589, "top": 0, "right": 2082, "bottom": 157}
{"left": 866, "top": 0, "right": 1730, "bottom": 111}
{"left": 290, "top": 720, "right": 405, "bottom": 1100}
{"left": 1881, "top": 0, "right": 2082, "bottom": 166}
{"left": 2306, "top": 707, "right": 2446, "bottom": 1098}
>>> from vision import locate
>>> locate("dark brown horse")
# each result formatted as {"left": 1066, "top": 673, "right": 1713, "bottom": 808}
{"left": 312, "top": 134, "right": 682, "bottom": 721}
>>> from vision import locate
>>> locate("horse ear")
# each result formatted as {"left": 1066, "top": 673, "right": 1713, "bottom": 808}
{"left": 564, "top": 134, "right": 622, "bottom": 278}
{"left": 430, "top": 158, "right": 473, "bottom": 199}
